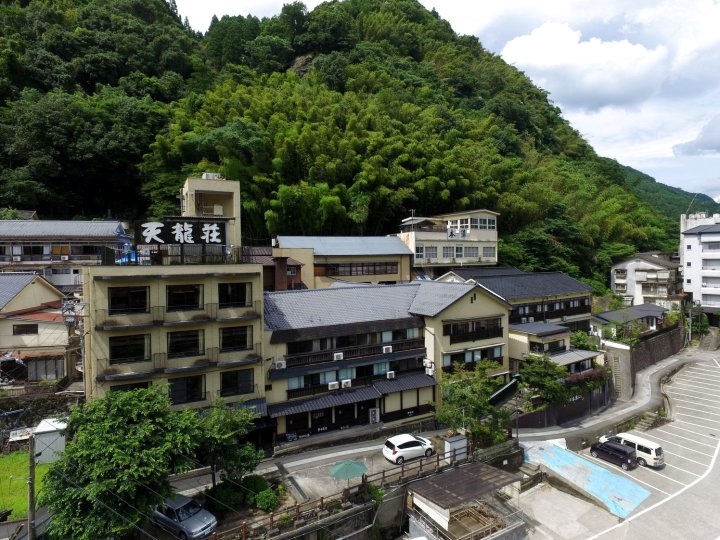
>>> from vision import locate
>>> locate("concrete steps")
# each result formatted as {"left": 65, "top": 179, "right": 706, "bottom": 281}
{"left": 635, "top": 411, "right": 658, "bottom": 432}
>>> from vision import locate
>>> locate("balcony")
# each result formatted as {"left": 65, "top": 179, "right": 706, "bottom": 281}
{"left": 219, "top": 383, "right": 258, "bottom": 398}
{"left": 217, "top": 342, "right": 262, "bottom": 366}
{"left": 283, "top": 338, "right": 425, "bottom": 369}
{"left": 286, "top": 369, "right": 423, "bottom": 399}
{"left": 170, "top": 390, "right": 207, "bottom": 405}
{"left": 448, "top": 326, "right": 503, "bottom": 345}
{"left": 95, "top": 301, "right": 260, "bottom": 330}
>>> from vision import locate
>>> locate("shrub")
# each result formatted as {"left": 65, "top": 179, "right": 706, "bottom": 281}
{"left": 276, "top": 483, "right": 286, "bottom": 498}
{"left": 255, "top": 488, "right": 278, "bottom": 512}
{"left": 204, "top": 482, "right": 244, "bottom": 517}
{"left": 242, "top": 474, "right": 269, "bottom": 506}
{"left": 367, "top": 484, "right": 384, "bottom": 504}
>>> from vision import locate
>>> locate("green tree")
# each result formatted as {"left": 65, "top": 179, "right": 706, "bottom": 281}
{"left": 435, "top": 360, "right": 509, "bottom": 448}
{"left": 570, "top": 331, "right": 597, "bottom": 351}
{"left": 39, "top": 387, "right": 202, "bottom": 540}
{"left": 197, "top": 399, "right": 264, "bottom": 488}
{"left": 519, "top": 354, "right": 571, "bottom": 409}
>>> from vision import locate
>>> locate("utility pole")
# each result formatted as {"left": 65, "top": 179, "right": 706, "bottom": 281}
{"left": 28, "top": 433, "right": 36, "bottom": 540}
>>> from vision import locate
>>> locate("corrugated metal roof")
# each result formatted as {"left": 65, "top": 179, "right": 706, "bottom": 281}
{"left": 0, "top": 273, "right": 38, "bottom": 310}
{"left": 0, "top": 220, "right": 125, "bottom": 239}
{"left": 268, "top": 386, "right": 381, "bottom": 418}
{"left": 550, "top": 349, "right": 602, "bottom": 366}
{"left": 372, "top": 372, "right": 436, "bottom": 394}
{"left": 474, "top": 272, "right": 594, "bottom": 302}
{"left": 276, "top": 236, "right": 413, "bottom": 256}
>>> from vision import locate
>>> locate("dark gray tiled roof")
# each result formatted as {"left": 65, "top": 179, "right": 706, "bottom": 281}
{"left": 268, "top": 386, "right": 381, "bottom": 418}
{"left": 0, "top": 220, "right": 126, "bottom": 239}
{"left": 593, "top": 303, "right": 667, "bottom": 324}
{"left": 683, "top": 223, "right": 720, "bottom": 235}
{"left": 550, "top": 349, "right": 601, "bottom": 366}
{"left": 276, "top": 236, "right": 412, "bottom": 256}
{"left": 244, "top": 246, "right": 303, "bottom": 267}
{"left": 0, "top": 273, "right": 38, "bottom": 310}
{"left": 264, "top": 282, "right": 478, "bottom": 334}
{"left": 235, "top": 397, "right": 267, "bottom": 416}
{"left": 634, "top": 253, "right": 679, "bottom": 269}
{"left": 372, "top": 372, "right": 436, "bottom": 394}
{"left": 508, "top": 322, "right": 570, "bottom": 337}
{"left": 474, "top": 272, "right": 594, "bottom": 302}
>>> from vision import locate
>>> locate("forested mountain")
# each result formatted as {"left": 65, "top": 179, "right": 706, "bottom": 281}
{"left": 1, "top": 0, "right": 717, "bottom": 287}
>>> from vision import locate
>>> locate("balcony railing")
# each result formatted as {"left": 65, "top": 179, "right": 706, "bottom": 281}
{"left": 170, "top": 391, "right": 207, "bottom": 405}
{"left": 283, "top": 338, "right": 425, "bottom": 368}
{"left": 95, "top": 301, "right": 260, "bottom": 329}
{"left": 285, "top": 369, "right": 424, "bottom": 399}
{"left": 219, "top": 383, "right": 258, "bottom": 398}
{"left": 448, "top": 327, "right": 503, "bottom": 345}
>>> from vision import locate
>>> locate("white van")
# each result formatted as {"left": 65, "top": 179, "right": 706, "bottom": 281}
{"left": 599, "top": 432, "right": 664, "bottom": 467}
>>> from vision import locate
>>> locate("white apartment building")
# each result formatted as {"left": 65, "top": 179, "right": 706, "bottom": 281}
{"left": 680, "top": 213, "right": 720, "bottom": 309}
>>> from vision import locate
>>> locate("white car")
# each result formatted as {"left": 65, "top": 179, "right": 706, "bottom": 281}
{"left": 382, "top": 433, "right": 434, "bottom": 464}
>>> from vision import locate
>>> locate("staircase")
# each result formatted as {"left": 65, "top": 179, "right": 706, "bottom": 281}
{"left": 635, "top": 411, "right": 658, "bottom": 432}
{"left": 611, "top": 355, "right": 624, "bottom": 399}
{"left": 699, "top": 327, "right": 719, "bottom": 351}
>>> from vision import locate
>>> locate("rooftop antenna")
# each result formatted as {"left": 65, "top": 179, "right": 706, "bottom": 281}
{"left": 685, "top": 192, "right": 699, "bottom": 215}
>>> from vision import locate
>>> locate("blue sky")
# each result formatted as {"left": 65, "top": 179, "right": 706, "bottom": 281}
{"left": 176, "top": 0, "right": 720, "bottom": 202}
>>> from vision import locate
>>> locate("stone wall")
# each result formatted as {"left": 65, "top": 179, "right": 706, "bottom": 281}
{"left": 630, "top": 326, "right": 683, "bottom": 382}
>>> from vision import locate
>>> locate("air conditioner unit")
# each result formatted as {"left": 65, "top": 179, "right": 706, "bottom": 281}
{"left": 528, "top": 317, "right": 534, "bottom": 323}
{"left": 333, "top": 352, "right": 344, "bottom": 361}
{"left": 12, "top": 256, "right": 21, "bottom": 262}
{"left": 425, "top": 368, "right": 435, "bottom": 377}
{"left": 60, "top": 255, "right": 69, "bottom": 261}
{"left": 328, "top": 381, "right": 340, "bottom": 390}
{"left": 386, "top": 371, "right": 396, "bottom": 380}
{"left": 520, "top": 317, "right": 528, "bottom": 323}
{"left": 422, "top": 358, "right": 433, "bottom": 368}
{"left": 274, "top": 359, "right": 286, "bottom": 369}
{"left": 369, "top": 407, "right": 380, "bottom": 424}
{"left": 341, "top": 379, "right": 352, "bottom": 388}
{"left": 382, "top": 345, "right": 393, "bottom": 354}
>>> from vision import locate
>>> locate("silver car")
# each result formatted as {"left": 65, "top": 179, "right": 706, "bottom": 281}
{"left": 153, "top": 494, "right": 218, "bottom": 540}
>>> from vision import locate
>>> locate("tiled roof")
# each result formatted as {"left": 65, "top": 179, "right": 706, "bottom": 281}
{"left": 276, "top": 236, "right": 413, "bottom": 256}
{"left": 234, "top": 397, "right": 267, "bottom": 416}
{"left": 508, "top": 322, "right": 570, "bottom": 337}
{"left": 264, "top": 281, "right": 479, "bottom": 334}
{"left": 550, "top": 349, "right": 602, "bottom": 366}
{"left": 474, "top": 272, "right": 594, "bottom": 302}
{"left": 0, "top": 273, "right": 38, "bottom": 310}
{"left": 593, "top": 303, "right": 667, "bottom": 324}
{"left": 683, "top": 223, "right": 720, "bottom": 235}
{"left": 372, "top": 372, "right": 436, "bottom": 394}
{"left": 0, "top": 220, "right": 126, "bottom": 239}
{"left": 268, "top": 386, "right": 382, "bottom": 418}
{"left": 8, "top": 310, "right": 64, "bottom": 324}
{"left": 444, "top": 267, "right": 526, "bottom": 281}
{"left": 244, "top": 247, "right": 303, "bottom": 267}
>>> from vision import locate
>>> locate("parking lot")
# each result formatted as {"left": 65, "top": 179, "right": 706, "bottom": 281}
{"left": 583, "top": 358, "right": 720, "bottom": 519}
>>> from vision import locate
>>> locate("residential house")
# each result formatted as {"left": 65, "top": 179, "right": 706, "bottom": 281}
{"left": 590, "top": 303, "right": 668, "bottom": 339}
{"left": 438, "top": 268, "right": 594, "bottom": 332}
{"left": 0, "top": 220, "right": 130, "bottom": 295}
{"left": 262, "top": 280, "right": 510, "bottom": 440}
{"left": 508, "top": 321, "right": 603, "bottom": 375}
{"left": 396, "top": 209, "right": 499, "bottom": 279}
{"left": 0, "top": 273, "right": 68, "bottom": 381}
{"left": 272, "top": 236, "right": 413, "bottom": 289}
{"left": 610, "top": 252, "right": 681, "bottom": 308}
{"left": 681, "top": 212, "right": 720, "bottom": 314}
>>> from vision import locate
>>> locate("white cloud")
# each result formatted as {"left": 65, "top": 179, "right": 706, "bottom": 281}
{"left": 674, "top": 115, "right": 720, "bottom": 156}
{"left": 501, "top": 22, "right": 668, "bottom": 110}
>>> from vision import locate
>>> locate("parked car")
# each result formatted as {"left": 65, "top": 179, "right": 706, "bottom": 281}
{"left": 590, "top": 440, "right": 638, "bottom": 470}
{"left": 153, "top": 494, "right": 217, "bottom": 540}
{"left": 382, "top": 433, "right": 434, "bottom": 464}
{"left": 599, "top": 432, "right": 664, "bottom": 467}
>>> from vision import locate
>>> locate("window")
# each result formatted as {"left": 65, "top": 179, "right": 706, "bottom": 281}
{"left": 108, "top": 286, "right": 148, "bottom": 314}
{"left": 425, "top": 246, "right": 437, "bottom": 259}
{"left": 470, "top": 217, "right": 479, "bottom": 229}
{"left": 109, "top": 334, "right": 150, "bottom": 364}
{"left": 169, "top": 375, "right": 205, "bottom": 404}
{"left": 13, "top": 324, "right": 38, "bottom": 336}
{"left": 220, "top": 369, "right": 254, "bottom": 396}
{"left": 687, "top": 279, "right": 692, "bottom": 284}
{"left": 287, "top": 267, "right": 297, "bottom": 276}
{"left": 220, "top": 326, "right": 252, "bottom": 352}
{"left": 464, "top": 246, "right": 479, "bottom": 258}
{"left": 219, "top": 282, "right": 251, "bottom": 308}
{"left": 167, "top": 284, "right": 203, "bottom": 311}
{"left": 167, "top": 330, "right": 204, "bottom": 358}
{"left": 443, "top": 246, "right": 453, "bottom": 258}
{"left": 373, "top": 362, "right": 389, "bottom": 375}
{"left": 459, "top": 218, "right": 470, "bottom": 230}
{"left": 483, "top": 246, "right": 496, "bottom": 258}
{"left": 686, "top": 262, "right": 691, "bottom": 267}
{"left": 339, "top": 367, "right": 355, "bottom": 380}
{"left": 687, "top": 244, "right": 691, "bottom": 250}
{"left": 455, "top": 245, "right": 463, "bottom": 258}
{"left": 415, "top": 245, "right": 424, "bottom": 259}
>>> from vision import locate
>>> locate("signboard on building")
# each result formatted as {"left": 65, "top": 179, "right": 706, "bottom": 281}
{"left": 135, "top": 219, "right": 226, "bottom": 245}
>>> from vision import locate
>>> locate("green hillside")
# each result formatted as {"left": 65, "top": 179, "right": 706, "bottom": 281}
{"left": 0, "top": 0, "right": 713, "bottom": 285}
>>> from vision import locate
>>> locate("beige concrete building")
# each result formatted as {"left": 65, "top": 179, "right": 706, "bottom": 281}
{"left": 272, "top": 236, "right": 413, "bottom": 289}
{"left": 397, "top": 209, "right": 499, "bottom": 279}
{"left": 179, "top": 173, "right": 242, "bottom": 247}
{"left": 83, "top": 263, "right": 265, "bottom": 414}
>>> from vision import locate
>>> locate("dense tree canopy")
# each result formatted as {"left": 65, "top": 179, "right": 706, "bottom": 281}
{"left": 1, "top": 0, "right": 717, "bottom": 283}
